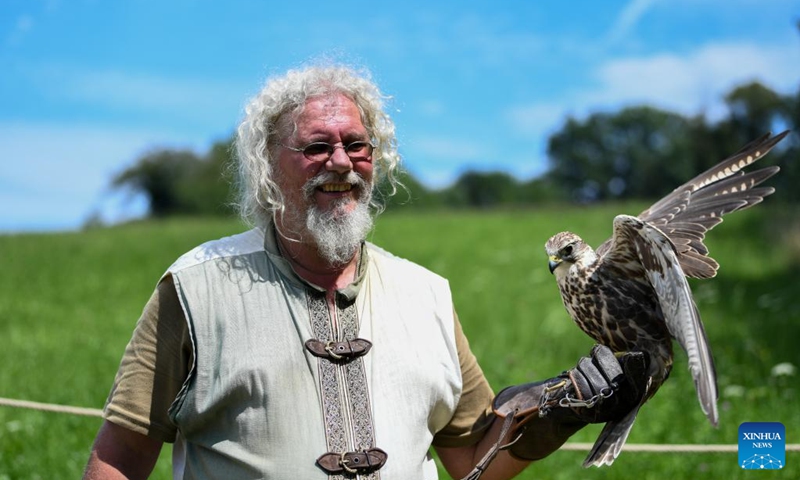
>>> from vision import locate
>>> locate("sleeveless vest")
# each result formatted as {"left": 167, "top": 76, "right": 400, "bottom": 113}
{"left": 165, "top": 227, "right": 461, "bottom": 479}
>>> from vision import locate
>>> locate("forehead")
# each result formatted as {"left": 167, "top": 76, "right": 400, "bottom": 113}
{"left": 293, "top": 94, "right": 365, "bottom": 133}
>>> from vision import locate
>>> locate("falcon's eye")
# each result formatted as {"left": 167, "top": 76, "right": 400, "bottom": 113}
{"left": 562, "top": 245, "right": 574, "bottom": 257}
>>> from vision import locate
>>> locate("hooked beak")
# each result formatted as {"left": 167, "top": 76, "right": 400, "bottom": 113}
{"left": 548, "top": 256, "right": 561, "bottom": 274}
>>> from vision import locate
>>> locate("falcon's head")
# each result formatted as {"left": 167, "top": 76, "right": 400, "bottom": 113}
{"left": 545, "top": 232, "right": 595, "bottom": 276}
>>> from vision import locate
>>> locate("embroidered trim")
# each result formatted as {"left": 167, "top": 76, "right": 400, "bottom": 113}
{"left": 308, "top": 292, "right": 380, "bottom": 479}
{"left": 339, "top": 301, "right": 376, "bottom": 456}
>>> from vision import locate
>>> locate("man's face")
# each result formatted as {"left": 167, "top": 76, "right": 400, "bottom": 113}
{"left": 274, "top": 93, "right": 375, "bottom": 264}
{"left": 276, "top": 94, "right": 374, "bottom": 220}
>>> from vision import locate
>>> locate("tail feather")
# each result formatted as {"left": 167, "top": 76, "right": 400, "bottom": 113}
{"left": 582, "top": 405, "right": 641, "bottom": 467}
{"left": 583, "top": 377, "right": 653, "bottom": 467}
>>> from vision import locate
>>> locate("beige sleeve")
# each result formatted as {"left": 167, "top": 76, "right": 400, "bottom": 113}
{"left": 103, "top": 275, "right": 192, "bottom": 443}
{"left": 431, "top": 311, "right": 495, "bottom": 448}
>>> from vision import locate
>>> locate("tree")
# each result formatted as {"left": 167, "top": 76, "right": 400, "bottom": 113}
{"left": 547, "top": 107, "right": 694, "bottom": 202}
{"left": 714, "top": 82, "right": 799, "bottom": 203}
{"left": 377, "top": 168, "right": 443, "bottom": 211}
{"left": 112, "top": 136, "right": 237, "bottom": 218}
{"left": 112, "top": 149, "right": 202, "bottom": 217}
{"left": 176, "top": 139, "right": 237, "bottom": 216}
{"left": 518, "top": 175, "right": 568, "bottom": 204}
{"left": 724, "top": 81, "right": 787, "bottom": 143}
{"left": 443, "top": 171, "right": 520, "bottom": 208}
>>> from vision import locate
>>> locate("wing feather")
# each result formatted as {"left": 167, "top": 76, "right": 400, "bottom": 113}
{"left": 597, "top": 132, "right": 786, "bottom": 264}
{"left": 614, "top": 215, "right": 719, "bottom": 426}
{"left": 641, "top": 131, "right": 786, "bottom": 221}
{"left": 638, "top": 131, "right": 786, "bottom": 278}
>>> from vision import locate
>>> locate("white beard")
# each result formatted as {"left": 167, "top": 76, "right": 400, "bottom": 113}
{"left": 305, "top": 195, "right": 373, "bottom": 267}
{"left": 279, "top": 170, "right": 374, "bottom": 267}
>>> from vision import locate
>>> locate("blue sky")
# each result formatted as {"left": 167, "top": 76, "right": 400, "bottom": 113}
{"left": 1, "top": 0, "right": 798, "bottom": 232}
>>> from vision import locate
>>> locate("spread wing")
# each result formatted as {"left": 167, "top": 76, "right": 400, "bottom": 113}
{"left": 596, "top": 131, "right": 787, "bottom": 278}
{"left": 636, "top": 131, "right": 787, "bottom": 278}
{"left": 608, "top": 215, "right": 718, "bottom": 426}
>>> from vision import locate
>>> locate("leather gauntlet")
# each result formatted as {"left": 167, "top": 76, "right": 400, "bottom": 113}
{"left": 492, "top": 345, "right": 649, "bottom": 461}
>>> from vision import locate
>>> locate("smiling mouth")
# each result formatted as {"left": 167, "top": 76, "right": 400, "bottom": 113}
{"left": 320, "top": 183, "right": 353, "bottom": 193}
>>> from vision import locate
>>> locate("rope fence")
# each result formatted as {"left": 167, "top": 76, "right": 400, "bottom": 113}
{"left": 2, "top": 396, "right": 798, "bottom": 453}
{"left": 560, "top": 443, "right": 800, "bottom": 453}
{"left": 0, "top": 397, "right": 103, "bottom": 418}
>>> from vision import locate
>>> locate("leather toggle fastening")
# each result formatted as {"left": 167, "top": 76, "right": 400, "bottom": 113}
{"left": 305, "top": 338, "right": 372, "bottom": 362}
{"left": 316, "top": 448, "right": 388, "bottom": 475}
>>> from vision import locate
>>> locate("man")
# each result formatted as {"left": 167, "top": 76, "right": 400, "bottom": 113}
{"left": 84, "top": 65, "right": 648, "bottom": 479}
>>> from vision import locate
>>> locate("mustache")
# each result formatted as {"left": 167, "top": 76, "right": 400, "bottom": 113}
{"left": 302, "top": 171, "right": 370, "bottom": 199}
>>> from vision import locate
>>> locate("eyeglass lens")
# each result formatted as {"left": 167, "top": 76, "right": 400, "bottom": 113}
{"left": 303, "top": 142, "right": 373, "bottom": 161}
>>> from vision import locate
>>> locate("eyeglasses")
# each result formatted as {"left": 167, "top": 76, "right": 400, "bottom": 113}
{"left": 280, "top": 141, "right": 374, "bottom": 162}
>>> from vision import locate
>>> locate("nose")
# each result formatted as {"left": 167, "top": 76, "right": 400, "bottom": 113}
{"left": 325, "top": 145, "right": 353, "bottom": 174}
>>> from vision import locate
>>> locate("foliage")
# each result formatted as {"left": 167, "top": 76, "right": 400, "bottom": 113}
{"left": 112, "top": 149, "right": 199, "bottom": 217}
{"left": 725, "top": 81, "right": 789, "bottom": 141}
{"left": 443, "top": 171, "right": 521, "bottom": 207}
{"left": 1, "top": 208, "right": 798, "bottom": 479}
{"left": 177, "top": 140, "right": 238, "bottom": 216}
{"left": 547, "top": 107, "right": 696, "bottom": 202}
{"left": 546, "top": 82, "right": 800, "bottom": 203}
{"left": 112, "top": 137, "right": 237, "bottom": 218}
{"left": 726, "top": 82, "right": 800, "bottom": 203}
{"left": 376, "top": 167, "right": 445, "bottom": 210}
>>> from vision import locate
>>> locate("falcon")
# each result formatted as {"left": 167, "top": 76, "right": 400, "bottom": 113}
{"left": 545, "top": 131, "right": 789, "bottom": 467}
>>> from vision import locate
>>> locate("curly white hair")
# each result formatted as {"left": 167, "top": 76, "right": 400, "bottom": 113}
{"left": 234, "top": 64, "right": 402, "bottom": 228}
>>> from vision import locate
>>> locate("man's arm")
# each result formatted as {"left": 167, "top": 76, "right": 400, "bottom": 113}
{"left": 83, "top": 421, "right": 163, "bottom": 480}
{"left": 85, "top": 277, "right": 189, "bottom": 479}
{"left": 436, "top": 311, "right": 529, "bottom": 479}
{"left": 437, "top": 345, "right": 651, "bottom": 479}
{"left": 436, "top": 417, "right": 529, "bottom": 480}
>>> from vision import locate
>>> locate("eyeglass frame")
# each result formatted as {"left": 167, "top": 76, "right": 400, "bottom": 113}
{"left": 279, "top": 140, "right": 375, "bottom": 162}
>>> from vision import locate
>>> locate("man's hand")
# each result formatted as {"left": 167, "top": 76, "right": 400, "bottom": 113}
{"left": 541, "top": 344, "right": 650, "bottom": 423}
{"left": 491, "top": 345, "right": 650, "bottom": 461}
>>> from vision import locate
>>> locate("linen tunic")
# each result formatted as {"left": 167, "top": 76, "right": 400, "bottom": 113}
{"left": 104, "top": 225, "right": 494, "bottom": 479}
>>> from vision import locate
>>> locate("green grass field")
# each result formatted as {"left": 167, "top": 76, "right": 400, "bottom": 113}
{"left": 1, "top": 204, "right": 798, "bottom": 479}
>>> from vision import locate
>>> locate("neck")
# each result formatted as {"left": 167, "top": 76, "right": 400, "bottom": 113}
{"left": 276, "top": 235, "right": 360, "bottom": 292}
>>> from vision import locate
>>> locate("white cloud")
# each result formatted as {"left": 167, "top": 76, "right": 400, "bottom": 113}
{"left": 66, "top": 70, "right": 244, "bottom": 112}
{"left": 497, "top": 39, "right": 800, "bottom": 184}
{"left": 605, "top": 0, "right": 659, "bottom": 46}
{"left": 586, "top": 42, "right": 800, "bottom": 116}
{"left": 24, "top": 64, "right": 249, "bottom": 128}
{"left": 15, "top": 15, "right": 34, "bottom": 32}
{"left": 401, "top": 134, "right": 549, "bottom": 187}
{"left": 408, "top": 167, "right": 456, "bottom": 189}
{"left": 0, "top": 122, "right": 209, "bottom": 231}
{"left": 5, "top": 15, "right": 34, "bottom": 46}
{"left": 506, "top": 103, "right": 569, "bottom": 137}
{"left": 416, "top": 99, "right": 445, "bottom": 117}
{"left": 400, "top": 136, "right": 493, "bottom": 188}
{"left": 506, "top": 40, "right": 800, "bottom": 139}
{"left": 408, "top": 136, "right": 489, "bottom": 161}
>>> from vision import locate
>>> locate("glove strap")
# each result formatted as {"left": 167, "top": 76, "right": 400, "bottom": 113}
{"left": 539, "top": 372, "right": 614, "bottom": 416}
{"left": 459, "top": 412, "right": 521, "bottom": 480}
